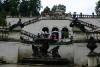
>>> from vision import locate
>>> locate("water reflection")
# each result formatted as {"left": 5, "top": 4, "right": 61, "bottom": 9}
{"left": 0, "top": 64, "right": 67, "bottom": 67}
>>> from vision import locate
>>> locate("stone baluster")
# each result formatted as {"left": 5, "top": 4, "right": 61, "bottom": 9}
{"left": 92, "top": 12, "right": 94, "bottom": 18}
{"left": 80, "top": 12, "right": 82, "bottom": 18}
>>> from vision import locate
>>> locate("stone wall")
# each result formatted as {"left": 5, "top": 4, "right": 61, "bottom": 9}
{"left": 6, "top": 18, "right": 34, "bottom": 25}
{"left": 0, "top": 42, "right": 100, "bottom": 65}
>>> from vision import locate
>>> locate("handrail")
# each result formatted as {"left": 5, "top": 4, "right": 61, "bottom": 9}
{"left": 23, "top": 17, "right": 40, "bottom": 26}
{"left": 70, "top": 18, "right": 100, "bottom": 31}
{"left": 79, "top": 20, "right": 100, "bottom": 30}
{"left": 21, "top": 30, "right": 37, "bottom": 38}
{"left": 72, "top": 14, "right": 100, "bottom": 18}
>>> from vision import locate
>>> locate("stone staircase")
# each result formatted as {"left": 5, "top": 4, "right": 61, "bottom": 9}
{"left": 78, "top": 20, "right": 100, "bottom": 31}
{"left": 9, "top": 17, "right": 40, "bottom": 31}
{"left": 0, "top": 58, "right": 6, "bottom": 64}
{"left": 20, "top": 30, "right": 38, "bottom": 43}
{"left": 21, "top": 30, "right": 37, "bottom": 39}
{"left": 23, "top": 17, "right": 40, "bottom": 26}
{"left": 20, "top": 57, "right": 70, "bottom": 65}
{"left": 68, "top": 18, "right": 100, "bottom": 32}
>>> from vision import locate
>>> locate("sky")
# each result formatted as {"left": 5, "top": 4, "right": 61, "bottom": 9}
{"left": 40, "top": 0, "right": 99, "bottom": 15}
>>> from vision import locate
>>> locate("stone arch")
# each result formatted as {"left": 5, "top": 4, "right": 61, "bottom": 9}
{"left": 42, "top": 27, "right": 49, "bottom": 33}
{"left": 61, "top": 27, "right": 68, "bottom": 32}
{"left": 51, "top": 27, "right": 59, "bottom": 40}
{"left": 61, "top": 27, "right": 69, "bottom": 39}
{"left": 52, "top": 27, "right": 59, "bottom": 31}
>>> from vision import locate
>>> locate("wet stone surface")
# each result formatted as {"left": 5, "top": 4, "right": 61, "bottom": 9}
{"left": 0, "top": 64, "right": 68, "bottom": 67}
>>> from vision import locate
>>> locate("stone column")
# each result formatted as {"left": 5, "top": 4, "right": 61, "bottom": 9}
{"left": 87, "top": 52, "right": 97, "bottom": 67}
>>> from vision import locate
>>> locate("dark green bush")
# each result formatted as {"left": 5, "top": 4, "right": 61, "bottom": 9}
{"left": 0, "top": 17, "right": 7, "bottom": 26}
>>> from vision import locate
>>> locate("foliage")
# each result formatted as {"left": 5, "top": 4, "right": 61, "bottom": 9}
{"left": 43, "top": 6, "right": 50, "bottom": 13}
{"left": 9, "top": 0, "right": 20, "bottom": 16}
{"left": 52, "top": 4, "right": 66, "bottom": 13}
{"left": 0, "top": 0, "right": 3, "bottom": 12}
{"left": 0, "top": 0, "right": 42, "bottom": 26}
{"left": 96, "top": 64, "right": 100, "bottom": 67}
{"left": 95, "top": 0, "right": 100, "bottom": 15}
{"left": 41, "top": 6, "right": 50, "bottom": 16}
{"left": 1, "top": 0, "right": 41, "bottom": 17}
{"left": 0, "top": 0, "right": 6, "bottom": 26}
{"left": 0, "top": 17, "right": 6, "bottom": 26}
{"left": 19, "top": 0, "right": 29, "bottom": 17}
{"left": 29, "top": 0, "right": 41, "bottom": 16}
{"left": 3, "top": 0, "right": 10, "bottom": 15}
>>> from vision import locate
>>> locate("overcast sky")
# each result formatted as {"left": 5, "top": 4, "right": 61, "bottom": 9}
{"left": 40, "top": 0, "right": 99, "bottom": 15}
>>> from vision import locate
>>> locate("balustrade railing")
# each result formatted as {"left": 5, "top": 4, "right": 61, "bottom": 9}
{"left": 86, "top": 31, "right": 100, "bottom": 40}
{"left": 78, "top": 20, "right": 100, "bottom": 30}
{"left": 23, "top": 17, "right": 40, "bottom": 26}
{"left": 74, "top": 31, "right": 100, "bottom": 41}
{"left": 21, "top": 30, "right": 37, "bottom": 39}
{"left": 0, "top": 27, "right": 9, "bottom": 40}
{"left": 72, "top": 14, "right": 100, "bottom": 18}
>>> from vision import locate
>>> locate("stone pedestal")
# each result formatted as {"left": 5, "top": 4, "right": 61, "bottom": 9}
{"left": 87, "top": 52, "right": 97, "bottom": 67}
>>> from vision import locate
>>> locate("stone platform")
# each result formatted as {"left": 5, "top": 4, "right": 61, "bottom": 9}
{"left": 20, "top": 57, "right": 70, "bottom": 65}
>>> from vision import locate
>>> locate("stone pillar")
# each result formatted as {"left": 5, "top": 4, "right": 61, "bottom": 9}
{"left": 92, "top": 12, "right": 94, "bottom": 18}
{"left": 80, "top": 12, "right": 82, "bottom": 18}
{"left": 87, "top": 52, "right": 97, "bottom": 67}
{"left": 73, "top": 12, "right": 76, "bottom": 19}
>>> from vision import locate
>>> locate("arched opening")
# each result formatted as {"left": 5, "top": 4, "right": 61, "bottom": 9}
{"left": 62, "top": 27, "right": 68, "bottom": 32}
{"left": 61, "top": 27, "right": 69, "bottom": 39}
{"left": 51, "top": 27, "right": 59, "bottom": 40}
{"left": 42, "top": 27, "right": 49, "bottom": 33}
{"left": 52, "top": 27, "right": 59, "bottom": 31}
{"left": 42, "top": 27, "right": 49, "bottom": 38}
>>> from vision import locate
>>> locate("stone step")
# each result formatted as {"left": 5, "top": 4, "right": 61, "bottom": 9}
{"left": 0, "top": 60, "right": 6, "bottom": 64}
{"left": 20, "top": 57, "right": 70, "bottom": 65}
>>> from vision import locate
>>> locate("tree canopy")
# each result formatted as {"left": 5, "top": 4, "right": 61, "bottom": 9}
{"left": 0, "top": 0, "right": 41, "bottom": 26}
{"left": 19, "top": 0, "right": 29, "bottom": 17}
{"left": 95, "top": 0, "right": 100, "bottom": 15}
{"left": 0, "top": 0, "right": 41, "bottom": 17}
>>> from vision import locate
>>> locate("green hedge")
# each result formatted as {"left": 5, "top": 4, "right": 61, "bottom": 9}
{"left": 0, "top": 17, "right": 7, "bottom": 26}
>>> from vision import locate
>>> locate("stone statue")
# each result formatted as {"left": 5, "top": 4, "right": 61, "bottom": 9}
{"left": 49, "top": 46, "right": 61, "bottom": 58}
{"left": 87, "top": 37, "right": 97, "bottom": 53}
{"left": 32, "top": 44, "right": 39, "bottom": 57}
{"left": 40, "top": 41, "right": 49, "bottom": 57}
{"left": 70, "top": 18, "right": 86, "bottom": 32}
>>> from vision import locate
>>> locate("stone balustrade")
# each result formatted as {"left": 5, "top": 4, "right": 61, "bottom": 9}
{"left": 74, "top": 31, "right": 100, "bottom": 42}
{"left": 71, "top": 12, "right": 100, "bottom": 18}
{"left": 23, "top": 17, "right": 40, "bottom": 26}
{"left": 74, "top": 14, "right": 100, "bottom": 18}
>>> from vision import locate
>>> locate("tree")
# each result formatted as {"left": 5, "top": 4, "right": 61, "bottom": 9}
{"left": 19, "top": 0, "right": 29, "bottom": 17}
{"left": 29, "top": 0, "right": 41, "bottom": 16}
{"left": 3, "top": 0, "right": 10, "bottom": 15}
{"left": 95, "top": 0, "right": 100, "bottom": 15}
{"left": 0, "top": 0, "right": 6, "bottom": 26}
{"left": 51, "top": 5, "right": 57, "bottom": 12}
{"left": 52, "top": 4, "right": 66, "bottom": 13}
{"left": 0, "top": 17, "right": 7, "bottom": 26}
{"left": 0, "top": 9, "right": 7, "bottom": 26}
{"left": 9, "top": 0, "right": 20, "bottom": 16}
{"left": 43, "top": 6, "right": 50, "bottom": 13}
{"left": 0, "top": 10, "right": 7, "bottom": 26}
{"left": 0, "top": 0, "right": 2, "bottom": 12}
{"left": 41, "top": 6, "right": 50, "bottom": 16}
{"left": 51, "top": 4, "right": 66, "bottom": 16}
{"left": 1, "top": 0, "right": 41, "bottom": 17}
